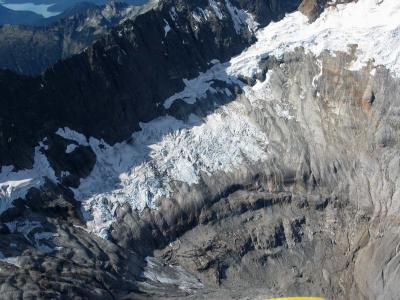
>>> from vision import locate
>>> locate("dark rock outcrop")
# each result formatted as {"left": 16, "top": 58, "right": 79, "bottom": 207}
{"left": 0, "top": 1, "right": 154, "bottom": 76}
{"left": 235, "top": 0, "right": 300, "bottom": 25}
{"left": 3, "top": 1, "right": 397, "bottom": 299}
{"left": 299, "top": 0, "right": 355, "bottom": 21}
{"left": 0, "top": 0, "right": 300, "bottom": 170}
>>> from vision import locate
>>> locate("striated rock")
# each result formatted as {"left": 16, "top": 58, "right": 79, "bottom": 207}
{"left": 1, "top": 0, "right": 400, "bottom": 299}
{"left": 0, "top": 0, "right": 299, "bottom": 169}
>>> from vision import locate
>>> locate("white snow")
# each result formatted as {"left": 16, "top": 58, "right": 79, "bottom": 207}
{"left": 2, "top": 0, "right": 399, "bottom": 239}
{"left": 0, "top": 251, "right": 20, "bottom": 268}
{"left": 243, "top": 0, "right": 400, "bottom": 76}
{"left": 0, "top": 144, "right": 57, "bottom": 214}
{"left": 209, "top": 0, "right": 224, "bottom": 20}
{"left": 56, "top": 127, "right": 89, "bottom": 145}
{"left": 191, "top": 0, "right": 257, "bottom": 32}
{"left": 169, "top": 7, "right": 178, "bottom": 21}
{"left": 163, "top": 19, "right": 171, "bottom": 37}
{"left": 66, "top": 144, "right": 78, "bottom": 154}
{"left": 192, "top": 8, "right": 208, "bottom": 23}
{"left": 225, "top": 0, "right": 259, "bottom": 34}
{"left": 61, "top": 170, "right": 71, "bottom": 178}
{"left": 163, "top": 63, "right": 240, "bottom": 109}
{"left": 63, "top": 98, "right": 269, "bottom": 236}
{"left": 312, "top": 59, "right": 323, "bottom": 88}
{"left": 164, "top": 0, "right": 400, "bottom": 110}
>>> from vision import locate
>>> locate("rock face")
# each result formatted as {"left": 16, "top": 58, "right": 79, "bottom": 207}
{"left": 0, "top": 1, "right": 156, "bottom": 76}
{"left": 233, "top": 0, "right": 300, "bottom": 25}
{"left": 0, "top": 0, "right": 300, "bottom": 169}
{"left": 104, "top": 47, "right": 400, "bottom": 299}
{"left": 299, "top": 0, "right": 355, "bottom": 21}
{"left": 0, "top": 0, "right": 301, "bottom": 76}
{"left": 1, "top": 0, "right": 400, "bottom": 299}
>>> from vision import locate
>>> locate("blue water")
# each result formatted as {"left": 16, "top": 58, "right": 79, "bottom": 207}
{"left": 0, "top": 0, "right": 148, "bottom": 18}
{"left": 0, "top": 1, "right": 60, "bottom": 17}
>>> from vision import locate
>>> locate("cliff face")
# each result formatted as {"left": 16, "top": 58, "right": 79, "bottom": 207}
{"left": 129, "top": 48, "right": 400, "bottom": 299}
{"left": 233, "top": 0, "right": 300, "bottom": 25}
{"left": 0, "top": 0, "right": 300, "bottom": 169}
{"left": 1, "top": 0, "right": 400, "bottom": 299}
{"left": 0, "top": 0, "right": 301, "bottom": 77}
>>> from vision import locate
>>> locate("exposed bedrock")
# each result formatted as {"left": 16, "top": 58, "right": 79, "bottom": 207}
{"left": 1, "top": 48, "right": 393, "bottom": 299}
{"left": 1, "top": 46, "right": 400, "bottom": 299}
{"left": 1, "top": 12, "right": 400, "bottom": 300}
{"left": 298, "top": 0, "right": 356, "bottom": 21}
{"left": 112, "top": 49, "right": 400, "bottom": 299}
{"left": 0, "top": 0, "right": 302, "bottom": 170}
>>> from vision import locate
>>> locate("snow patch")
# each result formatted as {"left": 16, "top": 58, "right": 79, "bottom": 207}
{"left": 66, "top": 144, "right": 78, "bottom": 154}
{"left": 169, "top": 7, "right": 178, "bottom": 21}
{"left": 225, "top": 0, "right": 259, "bottom": 34}
{"left": 0, "top": 144, "right": 57, "bottom": 214}
{"left": 163, "top": 19, "right": 171, "bottom": 37}
{"left": 3, "top": 0, "right": 397, "bottom": 239}
{"left": 312, "top": 59, "right": 323, "bottom": 88}
{"left": 164, "top": 0, "right": 400, "bottom": 110}
{"left": 0, "top": 251, "right": 20, "bottom": 268}
{"left": 56, "top": 127, "right": 89, "bottom": 146}
{"left": 163, "top": 63, "right": 240, "bottom": 109}
{"left": 192, "top": 8, "right": 209, "bottom": 23}
{"left": 250, "top": 0, "right": 400, "bottom": 77}
{"left": 209, "top": 0, "right": 224, "bottom": 20}
{"left": 68, "top": 98, "right": 269, "bottom": 237}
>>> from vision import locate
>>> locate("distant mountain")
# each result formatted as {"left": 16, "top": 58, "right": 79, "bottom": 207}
{"left": 0, "top": 1, "right": 155, "bottom": 75}
{"left": 1, "top": 0, "right": 147, "bottom": 16}
{"left": 0, "top": 4, "right": 44, "bottom": 25}
{"left": 3, "top": 0, "right": 400, "bottom": 299}
{"left": 33, "top": 1, "right": 100, "bottom": 26}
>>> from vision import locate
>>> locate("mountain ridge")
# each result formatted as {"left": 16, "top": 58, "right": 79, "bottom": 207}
{"left": 0, "top": 4, "right": 44, "bottom": 25}
{"left": 0, "top": 1, "right": 157, "bottom": 75}
{"left": 0, "top": 0, "right": 300, "bottom": 170}
{"left": 2, "top": 0, "right": 399, "bottom": 299}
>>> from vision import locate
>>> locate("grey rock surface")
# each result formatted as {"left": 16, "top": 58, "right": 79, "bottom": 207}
{"left": 1, "top": 1, "right": 400, "bottom": 299}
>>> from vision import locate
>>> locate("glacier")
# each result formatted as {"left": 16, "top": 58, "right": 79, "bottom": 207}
{"left": 1, "top": 0, "right": 400, "bottom": 239}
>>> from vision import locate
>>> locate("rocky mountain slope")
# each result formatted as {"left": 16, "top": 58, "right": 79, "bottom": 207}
{"left": 0, "top": 1, "right": 157, "bottom": 75}
{"left": 1, "top": 0, "right": 400, "bottom": 299}
{"left": 0, "top": 0, "right": 148, "bottom": 14}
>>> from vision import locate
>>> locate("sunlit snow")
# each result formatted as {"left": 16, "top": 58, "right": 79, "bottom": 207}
{"left": 1, "top": 0, "right": 399, "bottom": 238}
{"left": 165, "top": 0, "right": 400, "bottom": 109}
{"left": 57, "top": 102, "right": 270, "bottom": 237}
{"left": 0, "top": 144, "right": 57, "bottom": 214}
